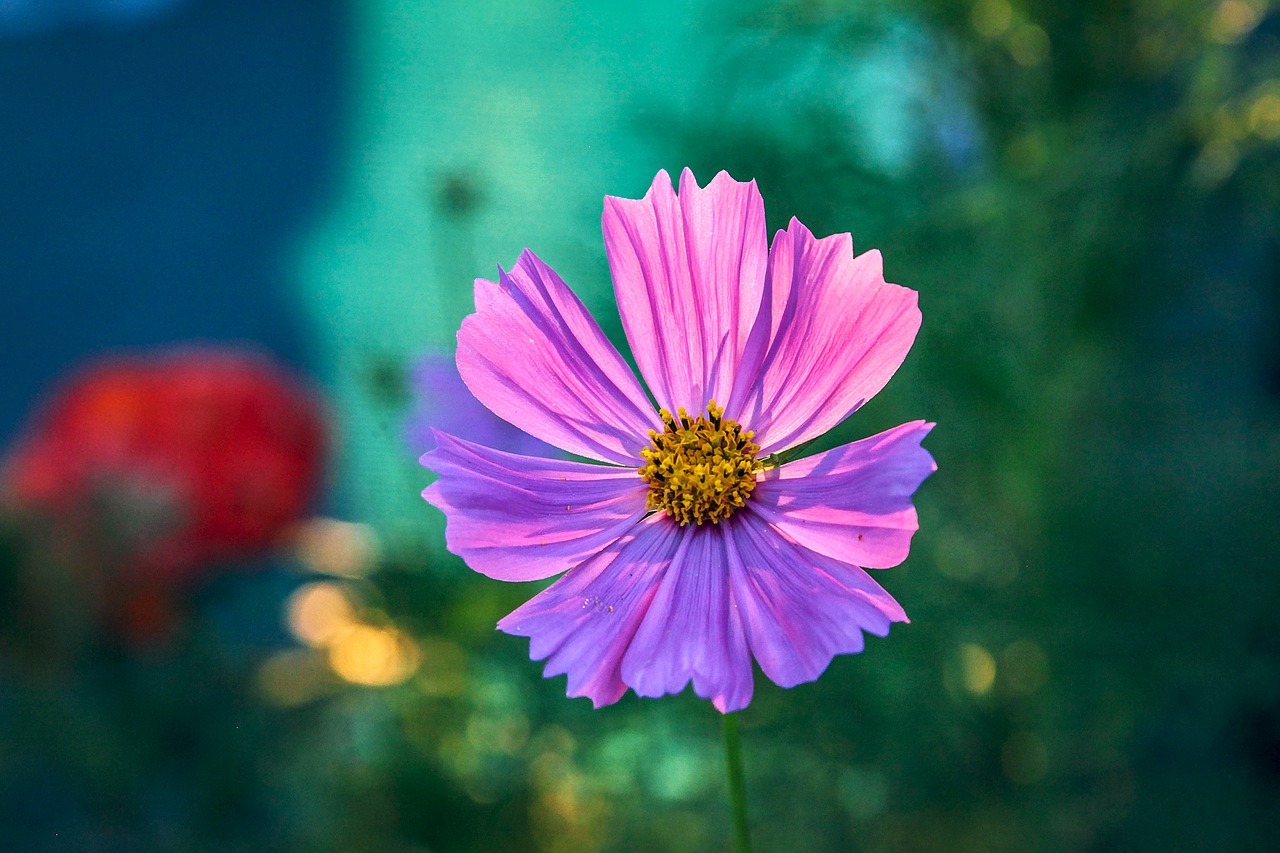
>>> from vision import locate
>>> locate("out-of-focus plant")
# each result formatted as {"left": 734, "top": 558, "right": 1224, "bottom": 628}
{"left": 404, "top": 350, "right": 558, "bottom": 457}
{"left": 0, "top": 346, "right": 339, "bottom": 850}
{"left": 1, "top": 347, "right": 327, "bottom": 646}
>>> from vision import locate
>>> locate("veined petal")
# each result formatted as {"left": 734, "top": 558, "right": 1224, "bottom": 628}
{"left": 422, "top": 432, "right": 648, "bottom": 582}
{"left": 751, "top": 421, "right": 936, "bottom": 569}
{"left": 621, "top": 524, "right": 753, "bottom": 712}
{"left": 727, "top": 219, "right": 921, "bottom": 455}
{"left": 457, "top": 249, "right": 659, "bottom": 465}
{"left": 498, "top": 514, "right": 684, "bottom": 708}
{"left": 725, "top": 512, "right": 908, "bottom": 689}
{"left": 603, "top": 168, "right": 768, "bottom": 412}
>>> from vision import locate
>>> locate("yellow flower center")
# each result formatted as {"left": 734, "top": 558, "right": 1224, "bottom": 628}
{"left": 638, "top": 401, "right": 761, "bottom": 526}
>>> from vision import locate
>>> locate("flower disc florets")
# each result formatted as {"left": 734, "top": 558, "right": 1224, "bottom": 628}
{"left": 638, "top": 401, "right": 761, "bottom": 526}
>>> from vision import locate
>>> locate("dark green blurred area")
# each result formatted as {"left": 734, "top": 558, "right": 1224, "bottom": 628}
{"left": 3, "top": 0, "right": 1279, "bottom": 851}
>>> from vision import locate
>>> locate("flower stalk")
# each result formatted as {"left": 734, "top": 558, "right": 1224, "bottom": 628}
{"left": 722, "top": 712, "right": 752, "bottom": 853}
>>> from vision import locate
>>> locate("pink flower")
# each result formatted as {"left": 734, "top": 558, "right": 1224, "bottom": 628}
{"left": 423, "top": 169, "right": 934, "bottom": 712}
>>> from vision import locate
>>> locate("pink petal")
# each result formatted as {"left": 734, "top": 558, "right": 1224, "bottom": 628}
{"left": 422, "top": 432, "right": 648, "bottom": 582}
{"left": 726, "top": 219, "right": 921, "bottom": 455}
{"left": 620, "top": 524, "right": 753, "bottom": 712}
{"left": 498, "top": 514, "right": 684, "bottom": 708}
{"left": 751, "top": 421, "right": 936, "bottom": 569}
{"left": 457, "top": 249, "right": 659, "bottom": 465}
{"left": 603, "top": 168, "right": 768, "bottom": 412}
{"left": 725, "top": 512, "right": 908, "bottom": 689}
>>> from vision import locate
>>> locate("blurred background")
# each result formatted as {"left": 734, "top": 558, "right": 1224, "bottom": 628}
{"left": 1, "top": 0, "right": 1278, "bottom": 850}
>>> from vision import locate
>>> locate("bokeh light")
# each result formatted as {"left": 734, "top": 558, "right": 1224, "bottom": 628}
{"left": 327, "top": 623, "right": 420, "bottom": 687}
{"left": 286, "top": 580, "right": 357, "bottom": 648}
{"left": 1207, "top": 0, "right": 1264, "bottom": 44}
{"left": 294, "top": 517, "right": 380, "bottom": 577}
{"left": 959, "top": 643, "right": 998, "bottom": 695}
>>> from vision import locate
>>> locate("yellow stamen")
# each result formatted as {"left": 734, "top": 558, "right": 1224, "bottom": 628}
{"left": 637, "top": 401, "right": 761, "bottom": 526}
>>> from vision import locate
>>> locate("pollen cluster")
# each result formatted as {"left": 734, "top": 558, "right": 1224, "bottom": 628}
{"left": 638, "top": 401, "right": 761, "bottom": 526}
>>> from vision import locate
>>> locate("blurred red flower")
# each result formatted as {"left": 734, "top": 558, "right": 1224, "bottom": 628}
{"left": 3, "top": 348, "right": 327, "bottom": 591}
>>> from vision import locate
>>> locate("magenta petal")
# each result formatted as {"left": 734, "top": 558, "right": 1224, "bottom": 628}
{"left": 422, "top": 432, "right": 648, "bottom": 582}
{"left": 621, "top": 524, "right": 753, "bottom": 712}
{"left": 457, "top": 249, "right": 659, "bottom": 465}
{"left": 603, "top": 168, "right": 768, "bottom": 412}
{"left": 497, "top": 515, "right": 684, "bottom": 708}
{"left": 726, "top": 512, "right": 907, "bottom": 689}
{"left": 752, "top": 421, "right": 936, "bottom": 569}
{"left": 727, "top": 219, "right": 921, "bottom": 455}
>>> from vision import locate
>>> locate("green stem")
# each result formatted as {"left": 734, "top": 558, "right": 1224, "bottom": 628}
{"left": 722, "top": 711, "right": 752, "bottom": 853}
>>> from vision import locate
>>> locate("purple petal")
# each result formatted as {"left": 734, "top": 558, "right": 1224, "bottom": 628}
{"left": 497, "top": 515, "right": 684, "bottom": 708}
{"left": 422, "top": 432, "right": 648, "bottom": 582}
{"left": 457, "top": 249, "right": 659, "bottom": 465}
{"left": 620, "top": 524, "right": 753, "bottom": 712}
{"left": 725, "top": 512, "right": 908, "bottom": 689}
{"left": 603, "top": 168, "right": 768, "bottom": 412}
{"left": 405, "top": 351, "right": 558, "bottom": 457}
{"left": 751, "top": 421, "right": 936, "bottom": 569}
{"left": 726, "top": 219, "right": 921, "bottom": 455}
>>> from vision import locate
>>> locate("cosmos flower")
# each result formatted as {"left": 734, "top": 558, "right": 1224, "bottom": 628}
{"left": 423, "top": 169, "right": 935, "bottom": 712}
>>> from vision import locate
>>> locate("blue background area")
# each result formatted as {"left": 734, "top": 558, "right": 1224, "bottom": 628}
{"left": 0, "top": 0, "right": 346, "bottom": 441}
